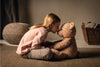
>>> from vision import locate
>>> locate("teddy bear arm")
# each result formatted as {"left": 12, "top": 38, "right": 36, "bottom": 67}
{"left": 53, "top": 38, "right": 71, "bottom": 50}
{"left": 53, "top": 40, "right": 66, "bottom": 50}
{"left": 61, "top": 38, "right": 72, "bottom": 48}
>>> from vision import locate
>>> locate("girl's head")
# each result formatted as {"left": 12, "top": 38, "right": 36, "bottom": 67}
{"left": 30, "top": 13, "right": 61, "bottom": 33}
{"left": 43, "top": 13, "right": 61, "bottom": 33}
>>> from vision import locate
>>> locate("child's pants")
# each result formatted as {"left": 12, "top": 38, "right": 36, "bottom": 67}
{"left": 22, "top": 48, "right": 53, "bottom": 60}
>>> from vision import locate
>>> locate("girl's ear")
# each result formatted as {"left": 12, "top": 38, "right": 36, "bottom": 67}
{"left": 70, "top": 22, "right": 75, "bottom": 29}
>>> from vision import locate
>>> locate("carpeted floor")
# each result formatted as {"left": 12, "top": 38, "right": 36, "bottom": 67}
{"left": 0, "top": 43, "right": 100, "bottom": 67}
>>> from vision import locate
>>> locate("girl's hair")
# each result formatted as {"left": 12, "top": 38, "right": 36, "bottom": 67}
{"left": 29, "top": 13, "right": 61, "bottom": 30}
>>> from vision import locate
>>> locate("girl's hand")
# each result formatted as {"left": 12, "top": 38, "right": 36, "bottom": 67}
{"left": 41, "top": 46, "right": 45, "bottom": 48}
{"left": 30, "top": 47, "right": 36, "bottom": 50}
{"left": 21, "top": 48, "right": 30, "bottom": 55}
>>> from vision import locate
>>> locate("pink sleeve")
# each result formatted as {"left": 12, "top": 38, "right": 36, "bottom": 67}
{"left": 31, "top": 30, "right": 46, "bottom": 49}
{"left": 16, "top": 40, "right": 32, "bottom": 55}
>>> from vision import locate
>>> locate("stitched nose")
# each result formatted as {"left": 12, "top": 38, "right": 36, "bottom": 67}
{"left": 57, "top": 30, "right": 60, "bottom": 33}
{"left": 57, "top": 29, "right": 61, "bottom": 33}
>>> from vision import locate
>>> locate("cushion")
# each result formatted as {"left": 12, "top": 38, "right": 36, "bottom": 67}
{"left": 3, "top": 22, "right": 30, "bottom": 44}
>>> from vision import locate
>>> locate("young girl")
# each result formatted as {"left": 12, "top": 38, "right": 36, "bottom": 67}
{"left": 16, "top": 13, "right": 61, "bottom": 60}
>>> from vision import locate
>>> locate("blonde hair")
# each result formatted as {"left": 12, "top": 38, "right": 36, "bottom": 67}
{"left": 29, "top": 13, "right": 61, "bottom": 30}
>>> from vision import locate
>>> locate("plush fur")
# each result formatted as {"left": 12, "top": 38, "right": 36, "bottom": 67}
{"left": 49, "top": 22, "right": 78, "bottom": 60}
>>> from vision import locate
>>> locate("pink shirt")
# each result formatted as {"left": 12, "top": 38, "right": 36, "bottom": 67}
{"left": 16, "top": 27, "right": 48, "bottom": 55}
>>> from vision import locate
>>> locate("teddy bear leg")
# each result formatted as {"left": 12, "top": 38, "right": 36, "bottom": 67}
{"left": 51, "top": 49, "right": 68, "bottom": 60}
{"left": 76, "top": 51, "right": 80, "bottom": 58}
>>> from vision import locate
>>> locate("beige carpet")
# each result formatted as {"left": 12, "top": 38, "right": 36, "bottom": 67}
{"left": 0, "top": 43, "right": 100, "bottom": 67}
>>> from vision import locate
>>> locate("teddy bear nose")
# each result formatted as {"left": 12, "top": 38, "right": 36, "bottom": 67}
{"left": 57, "top": 29, "right": 60, "bottom": 33}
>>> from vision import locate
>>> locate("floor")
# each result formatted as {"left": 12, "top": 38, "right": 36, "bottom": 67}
{"left": 0, "top": 40, "right": 100, "bottom": 67}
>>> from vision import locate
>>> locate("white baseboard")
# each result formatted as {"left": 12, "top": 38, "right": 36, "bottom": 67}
{"left": 0, "top": 40, "right": 18, "bottom": 47}
{"left": 0, "top": 40, "right": 100, "bottom": 48}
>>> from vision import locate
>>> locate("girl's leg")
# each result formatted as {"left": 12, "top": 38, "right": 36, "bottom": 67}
{"left": 27, "top": 48, "right": 53, "bottom": 60}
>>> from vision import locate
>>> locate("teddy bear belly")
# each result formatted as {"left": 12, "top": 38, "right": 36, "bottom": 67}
{"left": 61, "top": 47, "right": 77, "bottom": 58}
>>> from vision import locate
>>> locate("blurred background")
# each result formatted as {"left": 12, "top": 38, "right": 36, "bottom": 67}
{"left": 1, "top": 0, "right": 100, "bottom": 48}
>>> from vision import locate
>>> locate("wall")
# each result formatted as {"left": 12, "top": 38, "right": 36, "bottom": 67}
{"left": 18, "top": 0, "right": 100, "bottom": 48}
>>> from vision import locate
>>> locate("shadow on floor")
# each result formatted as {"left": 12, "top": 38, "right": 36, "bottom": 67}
{"left": 0, "top": 43, "right": 100, "bottom": 61}
{"left": 49, "top": 49, "right": 100, "bottom": 61}
{"left": 79, "top": 51, "right": 100, "bottom": 58}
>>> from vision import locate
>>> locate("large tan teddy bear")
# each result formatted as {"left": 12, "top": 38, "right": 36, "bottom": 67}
{"left": 48, "top": 22, "right": 78, "bottom": 60}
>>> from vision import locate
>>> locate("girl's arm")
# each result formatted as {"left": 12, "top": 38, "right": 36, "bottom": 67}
{"left": 16, "top": 40, "right": 32, "bottom": 55}
{"left": 31, "top": 31, "right": 46, "bottom": 49}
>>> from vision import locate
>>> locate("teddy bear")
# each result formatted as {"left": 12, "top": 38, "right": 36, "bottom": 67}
{"left": 44, "top": 22, "right": 78, "bottom": 60}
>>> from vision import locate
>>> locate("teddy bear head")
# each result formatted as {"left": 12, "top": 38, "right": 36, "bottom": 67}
{"left": 58, "top": 22, "right": 76, "bottom": 38}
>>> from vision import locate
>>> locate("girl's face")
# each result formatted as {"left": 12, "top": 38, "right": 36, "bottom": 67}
{"left": 50, "top": 22, "right": 60, "bottom": 33}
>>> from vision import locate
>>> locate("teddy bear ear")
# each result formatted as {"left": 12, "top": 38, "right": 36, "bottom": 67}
{"left": 70, "top": 22, "right": 75, "bottom": 29}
